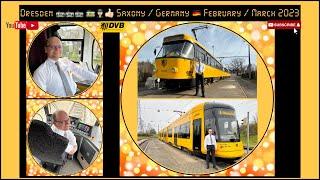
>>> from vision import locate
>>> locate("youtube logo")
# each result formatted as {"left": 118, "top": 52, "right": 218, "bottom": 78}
{"left": 26, "top": 21, "right": 39, "bottom": 30}
{"left": 14, "top": 21, "right": 27, "bottom": 30}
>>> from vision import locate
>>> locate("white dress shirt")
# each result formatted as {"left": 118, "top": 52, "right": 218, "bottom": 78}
{"left": 204, "top": 134, "right": 216, "bottom": 149}
{"left": 51, "top": 124, "right": 77, "bottom": 154}
{"left": 195, "top": 62, "right": 205, "bottom": 74}
{"left": 33, "top": 58, "right": 98, "bottom": 96}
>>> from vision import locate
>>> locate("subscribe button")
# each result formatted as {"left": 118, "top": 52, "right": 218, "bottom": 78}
{"left": 15, "top": 21, "right": 39, "bottom": 30}
{"left": 267, "top": 20, "right": 301, "bottom": 29}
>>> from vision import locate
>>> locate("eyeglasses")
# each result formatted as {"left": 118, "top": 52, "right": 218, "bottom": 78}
{"left": 55, "top": 119, "right": 70, "bottom": 125}
{"left": 47, "top": 45, "right": 62, "bottom": 49}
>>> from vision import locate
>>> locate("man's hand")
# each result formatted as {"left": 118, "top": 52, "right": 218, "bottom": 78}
{"left": 68, "top": 145, "right": 77, "bottom": 155}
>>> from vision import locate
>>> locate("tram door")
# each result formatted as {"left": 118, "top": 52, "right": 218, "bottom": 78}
{"left": 193, "top": 119, "right": 201, "bottom": 151}
{"left": 174, "top": 127, "right": 178, "bottom": 145}
{"left": 165, "top": 128, "right": 168, "bottom": 142}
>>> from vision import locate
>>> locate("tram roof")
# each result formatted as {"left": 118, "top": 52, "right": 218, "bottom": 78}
{"left": 163, "top": 34, "right": 208, "bottom": 52}
{"left": 204, "top": 102, "right": 235, "bottom": 110}
{"left": 163, "top": 34, "right": 222, "bottom": 66}
{"left": 159, "top": 102, "right": 235, "bottom": 132}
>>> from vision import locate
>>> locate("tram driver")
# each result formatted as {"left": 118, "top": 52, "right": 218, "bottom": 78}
{"left": 33, "top": 36, "right": 98, "bottom": 97}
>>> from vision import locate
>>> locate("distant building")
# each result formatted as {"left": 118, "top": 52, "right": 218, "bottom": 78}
{"left": 138, "top": 61, "right": 154, "bottom": 83}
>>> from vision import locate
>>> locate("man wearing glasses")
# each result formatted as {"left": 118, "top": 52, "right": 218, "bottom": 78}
{"left": 51, "top": 110, "right": 77, "bottom": 158}
{"left": 33, "top": 36, "right": 98, "bottom": 97}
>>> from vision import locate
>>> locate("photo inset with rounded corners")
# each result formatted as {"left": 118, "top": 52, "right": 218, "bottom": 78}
{"left": 28, "top": 23, "right": 102, "bottom": 97}
{"left": 27, "top": 100, "right": 103, "bottom": 175}
{"left": 137, "top": 23, "right": 258, "bottom": 98}
{"left": 137, "top": 99, "right": 257, "bottom": 174}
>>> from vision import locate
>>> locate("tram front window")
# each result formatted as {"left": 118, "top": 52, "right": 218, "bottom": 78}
{"left": 157, "top": 41, "right": 194, "bottom": 59}
{"left": 216, "top": 118, "right": 240, "bottom": 142}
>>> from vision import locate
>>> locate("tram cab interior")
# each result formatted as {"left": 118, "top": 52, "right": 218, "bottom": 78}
{"left": 28, "top": 23, "right": 102, "bottom": 93}
{"left": 28, "top": 102, "right": 102, "bottom": 175}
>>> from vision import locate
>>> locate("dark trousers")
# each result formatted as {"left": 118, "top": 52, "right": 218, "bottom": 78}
{"left": 195, "top": 73, "right": 205, "bottom": 96}
{"left": 206, "top": 145, "right": 216, "bottom": 168}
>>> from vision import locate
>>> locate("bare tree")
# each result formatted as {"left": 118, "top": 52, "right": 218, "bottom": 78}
{"left": 250, "top": 113, "right": 258, "bottom": 135}
{"left": 228, "top": 58, "right": 245, "bottom": 75}
{"left": 252, "top": 113, "right": 258, "bottom": 124}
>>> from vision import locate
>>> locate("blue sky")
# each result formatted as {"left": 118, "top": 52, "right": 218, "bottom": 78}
{"left": 137, "top": 23, "right": 257, "bottom": 67}
{"left": 138, "top": 99, "right": 257, "bottom": 132}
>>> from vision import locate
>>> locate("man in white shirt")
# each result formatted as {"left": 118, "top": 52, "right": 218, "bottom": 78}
{"left": 204, "top": 128, "right": 217, "bottom": 169}
{"left": 33, "top": 36, "right": 98, "bottom": 97}
{"left": 194, "top": 60, "right": 205, "bottom": 97}
{"left": 51, "top": 110, "right": 77, "bottom": 159}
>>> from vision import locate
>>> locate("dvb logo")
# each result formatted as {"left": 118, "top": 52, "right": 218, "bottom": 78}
{"left": 100, "top": 22, "right": 125, "bottom": 31}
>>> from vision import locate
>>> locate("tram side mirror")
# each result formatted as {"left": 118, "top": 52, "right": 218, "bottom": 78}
{"left": 153, "top": 49, "right": 157, "bottom": 56}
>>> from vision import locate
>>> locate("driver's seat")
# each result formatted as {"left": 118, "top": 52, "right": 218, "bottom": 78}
{"left": 28, "top": 120, "right": 69, "bottom": 173}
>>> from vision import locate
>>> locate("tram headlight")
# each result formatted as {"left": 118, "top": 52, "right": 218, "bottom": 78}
{"left": 171, "top": 67, "right": 178, "bottom": 73}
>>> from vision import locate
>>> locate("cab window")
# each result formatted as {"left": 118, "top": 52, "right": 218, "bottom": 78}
{"left": 92, "top": 40, "right": 102, "bottom": 70}
{"left": 57, "top": 26, "right": 84, "bottom": 63}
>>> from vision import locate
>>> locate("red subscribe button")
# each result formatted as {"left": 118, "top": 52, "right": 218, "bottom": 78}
{"left": 267, "top": 20, "right": 301, "bottom": 29}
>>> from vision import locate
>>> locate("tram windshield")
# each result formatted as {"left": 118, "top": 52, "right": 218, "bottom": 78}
{"left": 35, "top": 101, "right": 97, "bottom": 126}
{"left": 215, "top": 108, "right": 240, "bottom": 142}
{"left": 156, "top": 41, "right": 194, "bottom": 59}
{"left": 216, "top": 117, "right": 240, "bottom": 142}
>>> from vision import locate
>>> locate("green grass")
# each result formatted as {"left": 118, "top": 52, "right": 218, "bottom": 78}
{"left": 240, "top": 133, "right": 257, "bottom": 148}
{"left": 137, "top": 134, "right": 157, "bottom": 141}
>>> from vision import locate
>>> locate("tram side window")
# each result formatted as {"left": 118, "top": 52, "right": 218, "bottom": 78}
{"left": 208, "top": 55, "right": 214, "bottom": 67}
{"left": 186, "top": 123, "right": 190, "bottom": 138}
{"left": 195, "top": 45, "right": 206, "bottom": 64}
{"left": 174, "top": 126, "right": 180, "bottom": 137}
{"left": 215, "top": 61, "right": 220, "bottom": 70}
{"left": 178, "top": 125, "right": 182, "bottom": 138}
{"left": 168, "top": 128, "right": 172, "bottom": 137}
{"left": 213, "top": 58, "right": 218, "bottom": 69}
{"left": 180, "top": 122, "right": 190, "bottom": 139}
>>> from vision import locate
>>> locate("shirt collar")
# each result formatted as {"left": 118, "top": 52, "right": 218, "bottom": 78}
{"left": 46, "top": 58, "right": 60, "bottom": 65}
{"left": 51, "top": 124, "right": 66, "bottom": 135}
